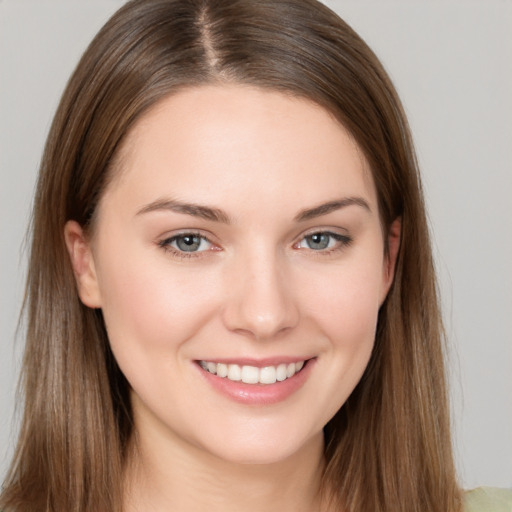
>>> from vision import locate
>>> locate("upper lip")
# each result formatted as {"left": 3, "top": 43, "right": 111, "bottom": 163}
{"left": 196, "top": 356, "right": 314, "bottom": 368}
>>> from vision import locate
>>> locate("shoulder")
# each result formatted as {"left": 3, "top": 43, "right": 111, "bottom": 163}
{"left": 465, "top": 487, "right": 512, "bottom": 512}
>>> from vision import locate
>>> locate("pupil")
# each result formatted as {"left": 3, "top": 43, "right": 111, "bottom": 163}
{"left": 308, "top": 233, "right": 329, "bottom": 250}
{"left": 178, "top": 235, "right": 200, "bottom": 251}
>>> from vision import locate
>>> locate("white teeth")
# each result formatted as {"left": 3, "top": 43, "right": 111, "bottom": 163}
{"left": 276, "top": 363, "right": 287, "bottom": 382}
{"left": 199, "top": 360, "right": 307, "bottom": 385}
{"left": 217, "top": 363, "right": 228, "bottom": 378}
{"left": 241, "top": 365, "right": 259, "bottom": 384}
{"left": 227, "top": 364, "right": 242, "bottom": 381}
{"left": 260, "top": 366, "right": 277, "bottom": 384}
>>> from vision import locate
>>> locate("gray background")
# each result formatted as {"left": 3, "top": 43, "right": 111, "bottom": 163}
{"left": 1, "top": 0, "right": 511, "bottom": 489}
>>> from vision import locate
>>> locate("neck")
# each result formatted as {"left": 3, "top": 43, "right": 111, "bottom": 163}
{"left": 123, "top": 416, "right": 326, "bottom": 512}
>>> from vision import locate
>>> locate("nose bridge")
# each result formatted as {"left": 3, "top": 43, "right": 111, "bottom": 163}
{"left": 223, "top": 243, "right": 299, "bottom": 339}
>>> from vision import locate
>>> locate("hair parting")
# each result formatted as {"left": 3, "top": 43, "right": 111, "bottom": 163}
{"left": 1, "top": 1, "right": 461, "bottom": 511}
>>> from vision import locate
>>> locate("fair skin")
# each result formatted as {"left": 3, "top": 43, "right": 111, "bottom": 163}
{"left": 65, "top": 85, "right": 400, "bottom": 512}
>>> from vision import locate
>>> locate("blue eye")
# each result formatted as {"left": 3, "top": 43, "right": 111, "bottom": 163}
{"left": 297, "top": 232, "right": 351, "bottom": 251}
{"left": 160, "top": 233, "right": 212, "bottom": 253}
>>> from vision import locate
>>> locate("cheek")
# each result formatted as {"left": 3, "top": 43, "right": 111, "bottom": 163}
{"left": 298, "top": 262, "right": 383, "bottom": 417}
{"left": 302, "top": 255, "right": 384, "bottom": 375}
{"left": 302, "top": 256, "right": 384, "bottom": 337}
{"left": 95, "top": 248, "right": 220, "bottom": 362}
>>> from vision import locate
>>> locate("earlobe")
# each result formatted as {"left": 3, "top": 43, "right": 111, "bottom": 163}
{"left": 380, "top": 217, "right": 401, "bottom": 303}
{"left": 64, "top": 220, "right": 102, "bottom": 308}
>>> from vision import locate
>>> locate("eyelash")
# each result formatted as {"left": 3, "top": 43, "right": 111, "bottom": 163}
{"left": 157, "top": 230, "right": 353, "bottom": 259}
{"left": 158, "top": 232, "right": 215, "bottom": 259}
{"left": 294, "top": 231, "right": 353, "bottom": 256}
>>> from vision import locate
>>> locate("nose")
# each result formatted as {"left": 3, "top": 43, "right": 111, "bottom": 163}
{"left": 222, "top": 249, "right": 300, "bottom": 340}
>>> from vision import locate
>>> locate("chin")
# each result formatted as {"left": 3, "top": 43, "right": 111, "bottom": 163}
{"left": 194, "top": 424, "right": 324, "bottom": 467}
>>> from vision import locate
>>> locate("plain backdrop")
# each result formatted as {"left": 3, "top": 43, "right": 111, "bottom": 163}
{"left": 1, "top": 0, "right": 511, "bottom": 489}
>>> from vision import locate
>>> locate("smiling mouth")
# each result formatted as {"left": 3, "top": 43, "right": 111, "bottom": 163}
{"left": 198, "top": 360, "right": 307, "bottom": 385}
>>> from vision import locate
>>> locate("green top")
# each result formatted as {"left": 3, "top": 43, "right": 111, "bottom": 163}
{"left": 2, "top": 487, "right": 509, "bottom": 511}
{"left": 465, "top": 487, "right": 512, "bottom": 511}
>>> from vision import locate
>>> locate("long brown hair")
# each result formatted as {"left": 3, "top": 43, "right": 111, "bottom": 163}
{"left": 1, "top": 1, "right": 462, "bottom": 510}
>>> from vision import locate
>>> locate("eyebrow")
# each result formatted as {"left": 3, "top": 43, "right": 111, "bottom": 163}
{"left": 136, "top": 198, "right": 231, "bottom": 223}
{"left": 136, "top": 196, "right": 371, "bottom": 224}
{"left": 294, "top": 197, "right": 371, "bottom": 222}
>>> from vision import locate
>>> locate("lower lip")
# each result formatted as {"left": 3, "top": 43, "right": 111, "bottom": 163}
{"left": 196, "top": 359, "right": 315, "bottom": 405}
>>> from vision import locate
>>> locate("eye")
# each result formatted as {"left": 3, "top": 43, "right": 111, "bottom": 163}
{"left": 296, "top": 231, "right": 352, "bottom": 251}
{"left": 159, "top": 233, "right": 213, "bottom": 253}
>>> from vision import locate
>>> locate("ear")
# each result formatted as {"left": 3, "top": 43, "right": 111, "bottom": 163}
{"left": 64, "top": 220, "right": 102, "bottom": 308}
{"left": 380, "top": 217, "right": 401, "bottom": 304}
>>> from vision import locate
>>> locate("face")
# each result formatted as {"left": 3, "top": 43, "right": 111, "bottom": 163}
{"left": 66, "top": 85, "right": 398, "bottom": 466}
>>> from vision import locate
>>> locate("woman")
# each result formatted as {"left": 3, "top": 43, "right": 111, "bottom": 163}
{"left": 1, "top": 0, "right": 510, "bottom": 511}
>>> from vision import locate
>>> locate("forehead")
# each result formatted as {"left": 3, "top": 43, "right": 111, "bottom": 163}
{"left": 103, "top": 84, "right": 377, "bottom": 218}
